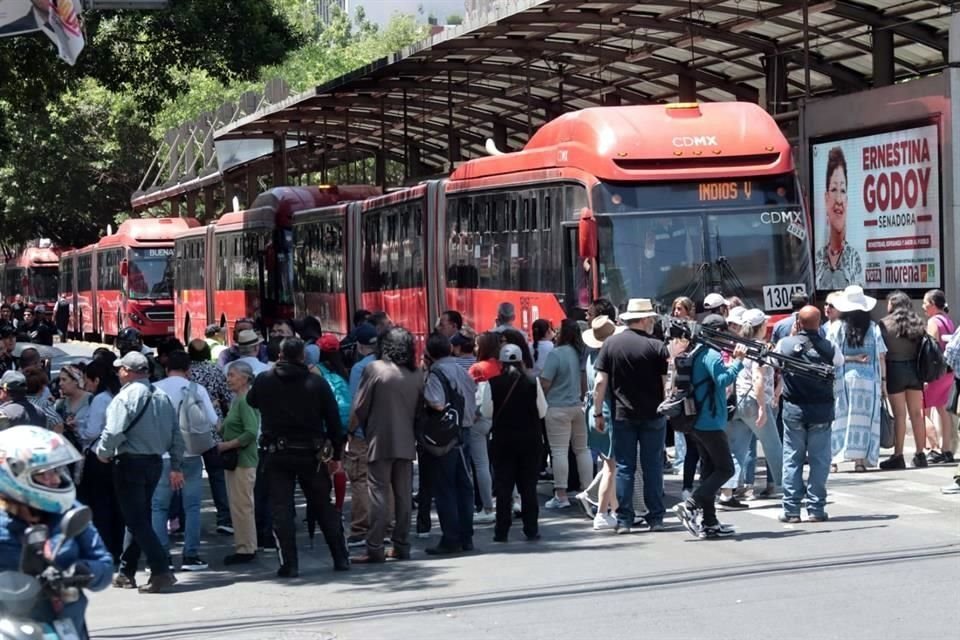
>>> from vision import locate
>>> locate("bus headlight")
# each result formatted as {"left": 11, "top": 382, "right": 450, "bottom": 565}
{"left": 128, "top": 311, "right": 145, "bottom": 325}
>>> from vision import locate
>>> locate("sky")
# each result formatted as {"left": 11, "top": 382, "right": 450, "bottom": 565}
{"left": 355, "top": 0, "right": 468, "bottom": 25}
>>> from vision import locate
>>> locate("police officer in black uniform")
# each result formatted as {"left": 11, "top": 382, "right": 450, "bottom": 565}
{"left": 116, "top": 327, "right": 163, "bottom": 382}
{"left": 30, "top": 305, "right": 56, "bottom": 346}
{"left": 246, "top": 337, "right": 349, "bottom": 577}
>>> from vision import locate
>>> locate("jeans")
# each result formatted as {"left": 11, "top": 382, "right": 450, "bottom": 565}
{"left": 152, "top": 456, "right": 203, "bottom": 558}
{"left": 722, "top": 419, "right": 755, "bottom": 490}
{"left": 689, "top": 430, "right": 735, "bottom": 527}
{"left": 782, "top": 415, "right": 832, "bottom": 517}
{"left": 612, "top": 417, "right": 666, "bottom": 526}
{"left": 432, "top": 438, "right": 475, "bottom": 548}
{"left": 203, "top": 448, "right": 232, "bottom": 527}
{"left": 745, "top": 402, "right": 783, "bottom": 487}
{"left": 467, "top": 427, "right": 493, "bottom": 511}
{"left": 673, "top": 432, "right": 688, "bottom": 474}
{"left": 113, "top": 454, "right": 170, "bottom": 577}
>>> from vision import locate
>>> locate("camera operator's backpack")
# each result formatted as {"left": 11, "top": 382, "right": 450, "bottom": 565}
{"left": 657, "top": 344, "right": 710, "bottom": 433}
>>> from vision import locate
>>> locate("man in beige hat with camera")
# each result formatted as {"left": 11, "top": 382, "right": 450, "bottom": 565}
{"left": 591, "top": 299, "right": 670, "bottom": 533}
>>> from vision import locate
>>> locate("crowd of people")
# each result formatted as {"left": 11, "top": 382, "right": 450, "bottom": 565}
{"left": 0, "top": 286, "right": 957, "bottom": 600}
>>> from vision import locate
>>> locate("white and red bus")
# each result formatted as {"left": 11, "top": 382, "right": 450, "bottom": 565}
{"left": 60, "top": 217, "right": 199, "bottom": 341}
{"left": 174, "top": 185, "right": 380, "bottom": 343}
{"left": 288, "top": 102, "right": 812, "bottom": 340}
{"left": 5, "top": 245, "right": 61, "bottom": 306}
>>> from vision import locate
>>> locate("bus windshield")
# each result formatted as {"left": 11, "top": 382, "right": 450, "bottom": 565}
{"left": 128, "top": 248, "right": 175, "bottom": 300}
{"left": 28, "top": 267, "right": 59, "bottom": 302}
{"left": 593, "top": 174, "right": 812, "bottom": 312}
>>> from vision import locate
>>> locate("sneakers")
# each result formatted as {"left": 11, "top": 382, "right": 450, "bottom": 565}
{"left": 807, "top": 513, "right": 829, "bottom": 523}
{"left": 347, "top": 535, "right": 366, "bottom": 547}
{"left": 672, "top": 501, "right": 701, "bottom": 539}
{"left": 544, "top": 496, "right": 571, "bottom": 510}
{"left": 276, "top": 564, "right": 299, "bottom": 578}
{"left": 912, "top": 452, "right": 929, "bottom": 468}
{"left": 614, "top": 524, "right": 631, "bottom": 535}
{"left": 512, "top": 499, "right": 523, "bottom": 517}
{"left": 216, "top": 525, "right": 234, "bottom": 536}
{"left": 734, "top": 486, "right": 755, "bottom": 501}
{"left": 940, "top": 480, "right": 960, "bottom": 494}
{"left": 575, "top": 491, "right": 596, "bottom": 519}
{"left": 717, "top": 496, "right": 749, "bottom": 510}
{"left": 474, "top": 510, "right": 496, "bottom": 524}
{"left": 592, "top": 512, "right": 617, "bottom": 531}
{"left": 942, "top": 451, "right": 956, "bottom": 464}
{"left": 754, "top": 485, "right": 782, "bottom": 500}
{"left": 879, "top": 454, "right": 906, "bottom": 470}
{"left": 181, "top": 557, "right": 208, "bottom": 571}
{"left": 778, "top": 513, "right": 801, "bottom": 524}
{"left": 699, "top": 523, "right": 736, "bottom": 539}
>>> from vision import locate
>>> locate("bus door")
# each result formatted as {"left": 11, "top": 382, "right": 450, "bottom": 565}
{"left": 562, "top": 222, "right": 592, "bottom": 322}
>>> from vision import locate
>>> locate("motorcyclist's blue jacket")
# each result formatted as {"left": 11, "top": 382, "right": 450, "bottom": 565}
{"left": 0, "top": 501, "right": 113, "bottom": 638}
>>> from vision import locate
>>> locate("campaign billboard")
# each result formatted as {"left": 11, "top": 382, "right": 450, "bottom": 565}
{"left": 811, "top": 123, "right": 941, "bottom": 292}
{"left": 0, "top": 0, "right": 84, "bottom": 65}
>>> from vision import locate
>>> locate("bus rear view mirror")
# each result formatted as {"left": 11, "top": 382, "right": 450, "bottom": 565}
{"left": 578, "top": 208, "right": 597, "bottom": 259}
{"left": 119, "top": 259, "right": 128, "bottom": 277}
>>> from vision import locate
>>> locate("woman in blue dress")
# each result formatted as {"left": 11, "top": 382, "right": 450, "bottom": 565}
{"left": 827, "top": 286, "right": 887, "bottom": 471}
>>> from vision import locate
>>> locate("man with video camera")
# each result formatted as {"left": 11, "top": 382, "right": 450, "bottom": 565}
{"left": 672, "top": 314, "right": 748, "bottom": 540}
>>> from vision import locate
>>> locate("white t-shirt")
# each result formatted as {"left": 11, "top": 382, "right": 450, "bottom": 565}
{"left": 155, "top": 376, "right": 219, "bottom": 459}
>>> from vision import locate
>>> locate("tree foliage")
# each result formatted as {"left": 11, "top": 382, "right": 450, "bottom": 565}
{"left": 0, "top": 1, "right": 426, "bottom": 252}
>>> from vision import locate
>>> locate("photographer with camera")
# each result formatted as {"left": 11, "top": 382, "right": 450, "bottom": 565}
{"left": 673, "top": 314, "right": 748, "bottom": 540}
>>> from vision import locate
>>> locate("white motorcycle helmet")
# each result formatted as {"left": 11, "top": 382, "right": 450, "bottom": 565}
{"left": 0, "top": 426, "right": 82, "bottom": 515}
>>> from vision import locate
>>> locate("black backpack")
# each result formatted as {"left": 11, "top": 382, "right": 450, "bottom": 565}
{"left": 417, "top": 368, "right": 464, "bottom": 456}
{"left": 657, "top": 344, "right": 709, "bottom": 433}
{"left": 917, "top": 333, "right": 948, "bottom": 383}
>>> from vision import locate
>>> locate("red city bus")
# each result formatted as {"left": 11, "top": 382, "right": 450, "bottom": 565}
{"left": 294, "top": 102, "right": 813, "bottom": 337}
{"left": 61, "top": 218, "right": 199, "bottom": 341}
{"left": 175, "top": 185, "right": 381, "bottom": 343}
{"left": 5, "top": 245, "right": 60, "bottom": 306}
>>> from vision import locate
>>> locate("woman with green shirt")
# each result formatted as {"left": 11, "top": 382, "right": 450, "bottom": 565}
{"left": 219, "top": 360, "right": 261, "bottom": 566}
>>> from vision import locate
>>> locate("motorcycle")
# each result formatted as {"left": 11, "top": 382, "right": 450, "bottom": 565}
{"left": 0, "top": 506, "right": 95, "bottom": 640}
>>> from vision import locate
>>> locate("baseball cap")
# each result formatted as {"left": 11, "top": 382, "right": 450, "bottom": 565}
{"left": 318, "top": 334, "right": 340, "bottom": 353}
{"left": 114, "top": 351, "right": 150, "bottom": 373}
{"left": 727, "top": 307, "right": 746, "bottom": 326}
{"left": 0, "top": 370, "right": 27, "bottom": 393}
{"left": 700, "top": 314, "right": 728, "bottom": 331}
{"left": 499, "top": 343, "right": 523, "bottom": 363}
{"left": 703, "top": 293, "right": 727, "bottom": 310}
{"left": 355, "top": 323, "right": 378, "bottom": 346}
{"left": 742, "top": 308, "right": 769, "bottom": 327}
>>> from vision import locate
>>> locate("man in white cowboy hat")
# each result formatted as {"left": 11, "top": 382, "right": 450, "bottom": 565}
{"left": 592, "top": 299, "right": 670, "bottom": 533}
{"left": 231, "top": 329, "right": 270, "bottom": 377}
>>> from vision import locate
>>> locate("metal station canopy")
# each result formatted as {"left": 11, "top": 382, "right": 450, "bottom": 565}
{"left": 134, "top": 0, "right": 951, "bottom": 212}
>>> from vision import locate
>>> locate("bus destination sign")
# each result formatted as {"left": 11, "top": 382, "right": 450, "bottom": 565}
{"left": 698, "top": 181, "right": 754, "bottom": 202}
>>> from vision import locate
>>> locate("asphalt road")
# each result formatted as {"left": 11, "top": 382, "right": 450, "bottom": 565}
{"left": 84, "top": 454, "right": 960, "bottom": 640}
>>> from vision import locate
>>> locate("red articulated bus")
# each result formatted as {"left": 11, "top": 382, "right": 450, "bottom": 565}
{"left": 60, "top": 217, "right": 199, "bottom": 342}
{"left": 174, "top": 184, "right": 381, "bottom": 343}
{"left": 5, "top": 245, "right": 61, "bottom": 306}
{"left": 293, "top": 102, "right": 814, "bottom": 338}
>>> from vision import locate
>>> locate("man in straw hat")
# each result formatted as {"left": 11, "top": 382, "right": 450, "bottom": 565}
{"left": 592, "top": 299, "right": 670, "bottom": 534}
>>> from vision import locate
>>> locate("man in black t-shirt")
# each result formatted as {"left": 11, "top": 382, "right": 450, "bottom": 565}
{"left": 593, "top": 298, "right": 669, "bottom": 533}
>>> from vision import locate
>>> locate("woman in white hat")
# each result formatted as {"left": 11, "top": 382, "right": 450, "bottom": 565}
{"left": 827, "top": 286, "right": 887, "bottom": 472}
{"left": 581, "top": 316, "right": 623, "bottom": 530}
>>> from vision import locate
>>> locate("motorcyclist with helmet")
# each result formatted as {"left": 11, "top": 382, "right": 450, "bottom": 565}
{"left": 115, "top": 328, "right": 164, "bottom": 382}
{"left": 0, "top": 426, "right": 114, "bottom": 638}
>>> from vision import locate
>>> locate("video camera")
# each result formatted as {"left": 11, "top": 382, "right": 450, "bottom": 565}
{"left": 663, "top": 316, "right": 834, "bottom": 381}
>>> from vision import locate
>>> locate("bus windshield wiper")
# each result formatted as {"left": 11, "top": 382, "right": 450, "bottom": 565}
{"left": 680, "top": 261, "right": 711, "bottom": 304}
{"left": 715, "top": 256, "right": 756, "bottom": 309}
